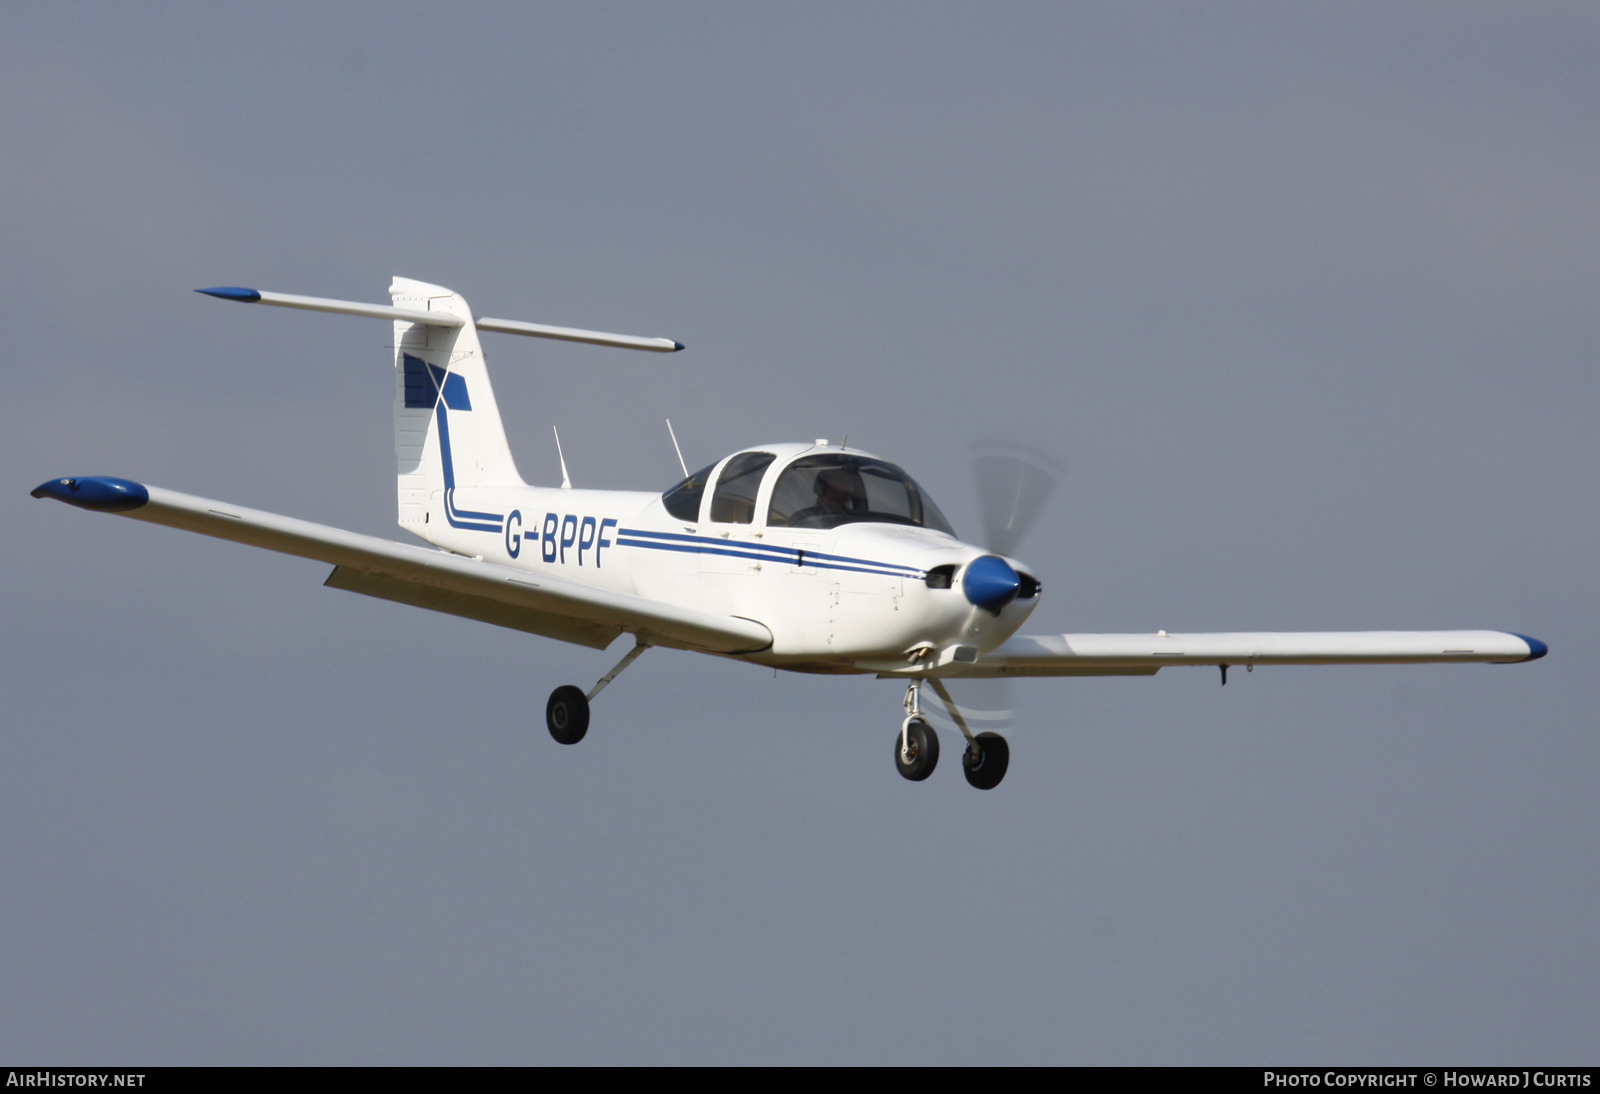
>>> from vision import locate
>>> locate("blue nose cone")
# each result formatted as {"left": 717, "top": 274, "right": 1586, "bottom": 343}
{"left": 30, "top": 476, "right": 149, "bottom": 512}
{"left": 963, "top": 555, "right": 1021, "bottom": 615}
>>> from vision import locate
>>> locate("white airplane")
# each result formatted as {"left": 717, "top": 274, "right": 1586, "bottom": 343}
{"left": 32, "top": 277, "right": 1547, "bottom": 790}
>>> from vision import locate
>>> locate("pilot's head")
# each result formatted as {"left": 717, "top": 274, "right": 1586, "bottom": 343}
{"left": 814, "top": 466, "right": 864, "bottom": 512}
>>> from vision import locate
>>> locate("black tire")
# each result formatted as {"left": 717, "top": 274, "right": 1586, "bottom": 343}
{"left": 962, "top": 731, "right": 1010, "bottom": 790}
{"left": 546, "top": 685, "right": 590, "bottom": 745}
{"left": 894, "top": 719, "right": 940, "bottom": 781}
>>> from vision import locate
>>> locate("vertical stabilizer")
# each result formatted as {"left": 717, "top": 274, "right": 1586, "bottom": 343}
{"left": 390, "top": 277, "right": 523, "bottom": 536}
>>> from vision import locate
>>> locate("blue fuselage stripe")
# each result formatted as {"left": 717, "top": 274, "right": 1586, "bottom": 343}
{"left": 616, "top": 527, "right": 923, "bottom": 572}
{"left": 615, "top": 528, "right": 924, "bottom": 579}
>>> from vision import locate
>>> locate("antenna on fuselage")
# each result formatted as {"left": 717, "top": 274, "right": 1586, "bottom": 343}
{"left": 552, "top": 426, "right": 572, "bottom": 490}
{"left": 665, "top": 419, "right": 689, "bottom": 478}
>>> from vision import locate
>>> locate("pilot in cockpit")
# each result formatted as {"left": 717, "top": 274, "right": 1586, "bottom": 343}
{"left": 812, "top": 465, "right": 867, "bottom": 516}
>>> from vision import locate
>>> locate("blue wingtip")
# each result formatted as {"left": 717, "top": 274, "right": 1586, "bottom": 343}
{"left": 196, "top": 286, "right": 262, "bottom": 303}
{"left": 672, "top": 342, "right": 685, "bottom": 352}
{"left": 1510, "top": 633, "right": 1548, "bottom": 661}
{"left": 31, "top": 476, "right": 149, "bottom": 512}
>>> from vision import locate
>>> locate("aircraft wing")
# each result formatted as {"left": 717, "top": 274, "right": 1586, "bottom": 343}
{"left": 962, "top": 630, "right": 1547, "bottom": 677}
{"left": 31, "top": 477, "right": 772, "bottom": 655}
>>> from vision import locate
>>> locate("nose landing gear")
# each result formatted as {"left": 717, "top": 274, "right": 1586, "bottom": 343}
{"left": 894, "top": 679, "right": 1010, "bottom": 789}
{"left": 895, "top": 682, "right": 940, "bottom": 780}
{"left": 894, "top": 719, "right": 940, "bottom": 780}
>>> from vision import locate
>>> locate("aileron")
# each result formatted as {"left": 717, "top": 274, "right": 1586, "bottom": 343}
{"left": 964, "top": 630, "right": 1546, "bottom": 677}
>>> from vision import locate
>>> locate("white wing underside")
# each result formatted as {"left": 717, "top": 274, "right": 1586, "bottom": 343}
{"left": 98, "top": 487, "right": 1538, "bottom": 673}
{"left": 123, "top": 486, "right": 772, "bottom": 655}
{"left": 962, "top": 630, "right": 1541, "bottom": 676}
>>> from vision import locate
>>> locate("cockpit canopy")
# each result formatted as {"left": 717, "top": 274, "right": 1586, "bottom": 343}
{"left": 661, "top": 449, "right": 955, "bottom": 535}
{"left": 767, "top": 455, "right": 953, "bottom": 533}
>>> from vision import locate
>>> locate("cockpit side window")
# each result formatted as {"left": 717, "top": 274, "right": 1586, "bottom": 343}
{"left": 709, "top": 451, "right": 776, "bottom": 524}
{"left": 662, "top": 462, "right": 717, "bottom": 523}
{"left": 766, "top": 455, "right": 956, "bottom": 534}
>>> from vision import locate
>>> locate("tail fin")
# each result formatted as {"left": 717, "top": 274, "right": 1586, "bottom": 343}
{"left": 390, "top": 277, "right": 523, "bottom": 535}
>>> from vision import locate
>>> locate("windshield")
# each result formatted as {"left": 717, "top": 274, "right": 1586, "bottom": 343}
{"left": 766, "top": 455, "right": 955, "bottom": 534}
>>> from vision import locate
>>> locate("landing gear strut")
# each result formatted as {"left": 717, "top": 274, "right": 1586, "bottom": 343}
{"left": 545, "top": 639, "right": 650, "bottom": 745}
{"left": 927, "top": 678, "right": 1010, "bottom": 790}
{"left": 894, "top": 681, "right": 940, "bottom": 781}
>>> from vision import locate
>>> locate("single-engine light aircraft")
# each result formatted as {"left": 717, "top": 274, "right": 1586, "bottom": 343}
{"left": 33, "top": 278, "right": 1547, "bottom": 790}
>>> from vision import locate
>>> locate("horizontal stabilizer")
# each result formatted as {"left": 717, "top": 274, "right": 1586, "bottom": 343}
{"left": 197, "top": 287, "right": 464, "bottom": 327}
{"left": 962, "top": 630, "right": 1547, "bottom": 677}
{"left": 474, "top": 316, "right": 682, "bottom": 353}
{"left": 198, "top": 284, "right": 684, "bottom": 351}
{"left": 32, "top": 477, "right": 771, "bottom": 656}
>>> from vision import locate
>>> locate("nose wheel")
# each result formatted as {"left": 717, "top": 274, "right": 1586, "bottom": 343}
{"left": 894, "top": 717, "right": 940, "bottom": 780}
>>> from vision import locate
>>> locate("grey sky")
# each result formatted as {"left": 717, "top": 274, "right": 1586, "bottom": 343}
{"left": 1, "top": 3, "right": 1595, "bottom": 1063}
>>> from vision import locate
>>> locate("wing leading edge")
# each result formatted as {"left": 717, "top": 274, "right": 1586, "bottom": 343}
{"left": 962, "top": 630, "right": 1547, "bottom": 677}
{"left": 30, "top": 476, "right": 771, "bottom": 655}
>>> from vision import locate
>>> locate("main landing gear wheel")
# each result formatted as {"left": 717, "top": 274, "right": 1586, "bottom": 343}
{"left": 894, "top": 718, "right": 940, "bottom": 781}
{"left": 546, "top": 685, "right": 590, "bottom": 745}
{"left": 962, "top": 732, "right": 1010, "bottom": 790}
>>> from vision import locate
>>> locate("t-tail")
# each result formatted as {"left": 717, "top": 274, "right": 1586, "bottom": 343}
{"left": 191, "top": 277, "right": 684, "bottom": 542}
